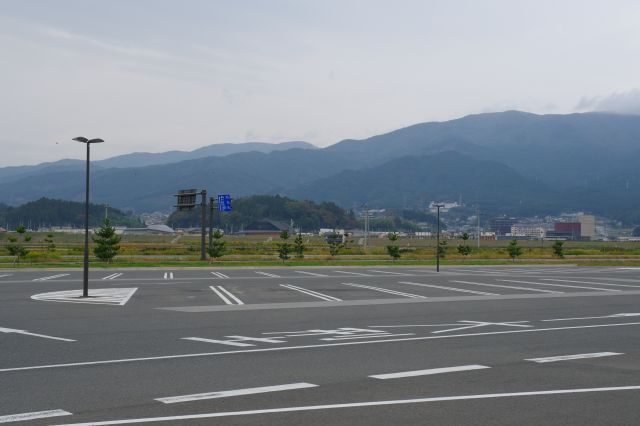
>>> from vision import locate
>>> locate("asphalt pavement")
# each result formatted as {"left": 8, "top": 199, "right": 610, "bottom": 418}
{"left": 1, "top": 265, "right": 640, "bottom": 425}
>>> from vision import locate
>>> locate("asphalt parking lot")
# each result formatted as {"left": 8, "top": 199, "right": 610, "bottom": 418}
{"left": 1, "top": 265, "right": 640, "bottom": 425}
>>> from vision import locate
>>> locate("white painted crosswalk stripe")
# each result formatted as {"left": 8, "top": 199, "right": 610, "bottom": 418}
{"left": 295, "top": 271, "right": 329, "bottom": 277}
{"left": 280, "top": 284, "right": 342, "bottom": 302}
{"left": 33, "top": 274, "right": 70, "bottom": 282}
{"left": 0, "top": 409, "right": 72, "bottom": 423}
{"left": 163, "top": 272, "right": 174, "bottom": 279}
{"left": 342, "top": 283, "right": 426, "bottom": 299}
{"left": 399, "top": 281, "right": 499, "bottom": 296}
{"left": 210, "top": 272, "right": 229, "bottom": 279}
{"left": 210, "top": 286, "right": 244, "bottom": 305}
{"left": 526, "top": 352, "right": 623, "bottom": 363}
{"left": 156, "top": 382, "right": 317, "bottom": 404}
{"left": 370, "top": 364, "right": 490, "bottom": 379}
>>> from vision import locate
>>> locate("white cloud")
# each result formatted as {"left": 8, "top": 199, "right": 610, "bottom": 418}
{"left": 576, "top": 89, "right": 640, "bottom": 115}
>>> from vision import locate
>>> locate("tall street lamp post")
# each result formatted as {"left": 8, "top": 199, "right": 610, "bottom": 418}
{"left": 435, "top": 204, "right": 444, "bottom": 272}
{"left": 73, "top": 136, "right": 104, "bottom": 297}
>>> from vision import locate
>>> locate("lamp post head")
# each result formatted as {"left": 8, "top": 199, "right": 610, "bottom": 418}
{"left": 73, "top": 137, "right": 104, "bottom": 144}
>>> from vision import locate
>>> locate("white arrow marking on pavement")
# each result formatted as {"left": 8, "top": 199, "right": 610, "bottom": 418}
{"left": 0, "top": 327, "right": 75, "bottom": 342}
{"left": 0, "top": 409, "right": 72, "bottom": 423}
{"left": 526, "top": 352, "right": 623, "bottom": 363}
{"left": 370, "top": 364, "right": 490, "bottom": 379}
{"left": 51, "top": 386, "right": 640, "bottom": 425}
{"left": 156, "top": 382, "right": 317, "bottom": 404}
{"left": 543, "top": 313, "right": 640, "bottom": 322}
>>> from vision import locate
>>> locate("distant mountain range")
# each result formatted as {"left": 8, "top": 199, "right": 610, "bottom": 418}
{"left": 1, "top": 111, "right": 638, "bottom": 224}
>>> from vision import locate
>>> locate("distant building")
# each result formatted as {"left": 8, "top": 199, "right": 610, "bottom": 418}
{"left": 547, "top": 222, "right": 582, "bottom": 240}
{"left": 489, "top": 217, "right": 518, "bottom": 236}
{"left": 429, "top": 202, "right": 462, "bottom": 213}
{"left": 511, "top": 224, "right": 545, "bottom": 239}
{"left": 0, "top": 227, "right": 6, "bottom": 233}
{"left": 578, "top": 214, "right": 596, "bottom": 238}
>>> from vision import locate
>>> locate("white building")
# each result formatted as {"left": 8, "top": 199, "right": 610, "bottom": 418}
{"left": 511, "top": 224, "right": 545, "bottom": 239}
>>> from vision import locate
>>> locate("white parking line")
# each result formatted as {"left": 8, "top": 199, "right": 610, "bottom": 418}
{"left": 342, "top": 283, "right": 427, "bottom": 299}
{"left": 0, "top": 326, "right": 76, "bottom": 342}
{"left": 5, "top": 322, "right": 640, "bottom": 373}
{"left": 0, "top": 409, "right": 72, "bottom": 423}
{"left": 370, "top": 364, "right": 490, "bottom": 379}
{"left": 33, "top": 274, "right": 70, "bottom": 282}
{"left": 163, "top": 272, "right": 174, "bottom": 279}
{"left": 333, "top": 271, "right": 373, "bottom": 276}
{"left": 499, "top": 279, "right": 619, "bottom": 292}
{"left": 367, "top": 270, "right": 412, "bottom": 276}
{"left": 294, "top": 271, "right": 329, "bottom": 277}
{"left": 280, "top": 284, "right": 341, "bottom": 302}
{"left": 0, "top": 274, "right": 12, "bottom": 279}
{"left": 541, "top": 278, "right": 640, "bottom": 289}
{"left": 156, "top": 383, "right": 317, "bottom": 404}
{"left": 102, "top": 273, "right": 123, "bottom": 280}
{"left": 51, "top": 386, "right": 640, "bottom": 425}
{"left": 209, "top": 286, "right": 244, "bottom": 305}
{"left": 255, "top": 271, "right": 281, "bottom": 278}
{"left": 450, "top": 280, "right": 561, "bottom": 294}
{"left": 399, "top": 281, "right": 499, "bottom": 296}
{"left": 210, "top": 272, "right": 229, "bottom": 279}
{"left": 526, "top": 352, "right": 623, "bottom": 363}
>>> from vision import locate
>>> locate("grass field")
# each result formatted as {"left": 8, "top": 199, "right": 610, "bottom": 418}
{"left": 1, "top": 232, "right": 639, "bottom": 268}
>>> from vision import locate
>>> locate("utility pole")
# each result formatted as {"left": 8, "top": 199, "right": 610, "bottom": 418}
{"left": 435, "top": 204, "right": 444, "bottom": 272}
{"left": 363, "top": 205, "right": 369, "bottom": 253}
{"left": 208, "top": 197, "right": 214, "bottom": 249}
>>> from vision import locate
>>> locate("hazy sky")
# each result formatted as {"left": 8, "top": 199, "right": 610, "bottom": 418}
{"left": 2, "top": 0, "right": 640, "bottom": 166}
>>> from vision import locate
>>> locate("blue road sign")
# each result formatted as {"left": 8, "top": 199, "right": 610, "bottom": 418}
{"left": 217, "top": 194, "right": 232, "bottom": 212}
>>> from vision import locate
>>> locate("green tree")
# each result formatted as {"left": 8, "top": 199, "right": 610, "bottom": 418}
{"left": 44, "top": 234, "right": 56, "bottom": 252}
{"left": 552, "top": 240, "right": 565, "bottom": 258}
{"left": 277, "top": 230, "right": 291, "bottom": 262}
{"left": 7, "top": 225, "right": 30, "bottom": 264}
{"left": 386, "top": 232, "right": 401, "bottom": 260}
{"left": 437, "top": 240, "right": 448, "bottom": 259}
{"left": 207, "top": 229, "right": 226, "bottom": 261}
{"left": 457, "top": 233, "right": 472, "bottom": 259}
{"left": 92, "top": 218, "right": 121, "bottom": 262}
{"left": 293, "top": 233, "right": 305, "bottom": 259}
{"left": 327, "top": 232, "right": 344, "bottom": 256}
{"left": 507, "top": 239, "right": 523, "bottom": 262}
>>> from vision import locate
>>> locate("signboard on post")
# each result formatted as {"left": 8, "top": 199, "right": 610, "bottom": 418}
{"left": 174, "top": 189, "right": 198, "bottom": 211}
{"left": 217, "top": 194, "right": 232, "bottom": 212}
